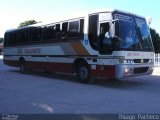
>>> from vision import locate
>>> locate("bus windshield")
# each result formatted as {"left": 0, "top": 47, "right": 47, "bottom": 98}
{"left": 114, "top": 13, "right": 154, "bottom": 51}
{"left": 135, "top": 18, "right": 153, "bottom": 51}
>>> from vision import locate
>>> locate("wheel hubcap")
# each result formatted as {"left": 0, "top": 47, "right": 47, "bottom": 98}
{"left": 79, "top": 67, "right": 88, "bottom": 80}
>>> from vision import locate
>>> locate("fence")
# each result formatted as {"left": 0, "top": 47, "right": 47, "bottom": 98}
{"left": 154, "top": 53, "right": 160, "bottom": 67}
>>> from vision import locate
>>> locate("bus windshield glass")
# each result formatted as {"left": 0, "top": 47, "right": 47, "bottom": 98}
{"left": 113, "top": 12, "right": 154, "bottom": 51}
{"left": 135, "top": 18, "right": 153, "bottom": 51}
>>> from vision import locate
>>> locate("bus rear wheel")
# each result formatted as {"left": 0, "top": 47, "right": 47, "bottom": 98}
{"left": 77, "top": 64, "right": 90, "bottom": 83}
{"left": 20, "top": 61, "right": 28, "bottom": 74}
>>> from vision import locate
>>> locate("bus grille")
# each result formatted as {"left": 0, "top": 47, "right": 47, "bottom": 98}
{"left": 134, "top": 67, "right": 149, "bottom": 74}
{"left": 143, "top": 59, "right": 149, "bottom": 63}
{"left": 134, "top": 59, "right": 149, "bottom": 63}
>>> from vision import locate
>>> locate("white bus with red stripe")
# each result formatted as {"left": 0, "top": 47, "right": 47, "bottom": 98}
{"left": 3, "top": 9, "right": 154, "bottom": 83}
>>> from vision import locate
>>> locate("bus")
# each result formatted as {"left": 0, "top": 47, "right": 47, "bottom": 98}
{"left": 3, "top": 9, "right": 154, "bottom": 83}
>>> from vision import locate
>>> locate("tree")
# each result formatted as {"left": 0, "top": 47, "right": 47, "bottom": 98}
{"left": 150, "top": 28, "right": 160, "bottom": 53}
{"left": 18, "top": 20, "right": 38, "bottom": 28}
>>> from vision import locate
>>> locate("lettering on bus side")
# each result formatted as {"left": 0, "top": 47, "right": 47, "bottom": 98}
{"left": 17, "top": 48, "right": 41, "bottom": 55}
{"left": 24, "top": 48, "right": 41, "bottom": 54}
{"left": 127, "top": 52, "right": 141, "bottom": 57}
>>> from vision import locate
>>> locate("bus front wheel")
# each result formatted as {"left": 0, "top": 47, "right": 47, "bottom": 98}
{"left": 77, "top": 64, "right": 90, "bottom": 83}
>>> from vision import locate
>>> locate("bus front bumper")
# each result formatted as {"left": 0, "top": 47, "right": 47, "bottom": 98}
{"left": 115, "top": 64, "right": 154, "bottom": 79}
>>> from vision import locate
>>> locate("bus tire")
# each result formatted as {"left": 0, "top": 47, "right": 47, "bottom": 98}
{"left": 77, "top": 64, "right": 90, "bottom": 83}
{"left": 20, "top": 60, "right": 28, "bottom": 74}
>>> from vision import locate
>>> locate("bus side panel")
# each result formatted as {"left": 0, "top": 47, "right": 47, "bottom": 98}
{"left": 3, "top": 59, "right": 19, "bottom": 67}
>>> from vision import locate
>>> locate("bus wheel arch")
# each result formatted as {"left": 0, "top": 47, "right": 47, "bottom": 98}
{"left": 73, "top": 58, "right": 91, "bottom": 83}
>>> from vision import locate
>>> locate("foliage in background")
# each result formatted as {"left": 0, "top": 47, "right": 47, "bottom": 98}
{"left": 18, "top": 20, "right": 38, "bottom": 28}
{"left": 150, "top": 28, "right": 160, "bottom": 53}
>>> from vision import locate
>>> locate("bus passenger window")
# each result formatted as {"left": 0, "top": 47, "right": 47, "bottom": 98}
{"left": 80, "top": 19, "right": 84, "bottom": 39}
{"left": 62, "top": 22, "right": 68, "bottom": 40}
{"left": 46, "top": 25, "right": 56, "bottom": 40}
{"left": 43, "top": 24, "right": 60, "bottom": 41}
{"left": 43, "top": 27, "right": 47, "bottom": 40}
{"left": 30, "top": 27, "right": 42, "bottom": 42}
{"left": 4, "top": 33, "right": 9, "bottom": 47}
{"left": 16, "top": 32, "right": 21, "bottom": 45}
{"left": 10, "top": 33, "right": 16, "bottom": 46}
{"left": 56, "top": 24, "right": 60, "bottom": 40}
{"left": 18, "top": 31, "right": 27, "bottom": 45}
{"left": 68, "top": 20, "right": 79, "bottom": 38}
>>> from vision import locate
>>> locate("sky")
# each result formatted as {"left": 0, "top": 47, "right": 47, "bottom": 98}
{"left": 0, "top": 0, "right": 160, "bottom": 37}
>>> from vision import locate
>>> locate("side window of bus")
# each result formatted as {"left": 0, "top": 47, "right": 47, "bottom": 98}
{"left": 43, "top": 24, "right": 60, "bottom": 41}
{"left": 80, "top": 19, "right": 84, "bottom": 39}
{"left": 56, "top": 24, "right": 60, "bottom": 40}
{"left": 16, "top": 32, "right": 21, "bottom": 45}
{"left": 68, "top": 20, "right": 79, "bottom": 38}
{"left": 9, "top": 33, "right": 16, "bottom": 46}
{"left": 68, "top": 19, "right": 84, "bottom": 39}
{"left": 30, "top": 28, "right": 42, "bottom": 42}
{"left": 17, "top": 31, "right": 27, "bottom": 45}
{"left": 62, "top": 22, "right": 68, "bottom": 40}
{"left": 5, "top": 33, "right": 12, "bottom": 47}
{"left": 43, "top": 27, "right": 47, "bottom": 40}
{"left": 4, "top": 33, "right": 9, "bottom": 47}
{"left": 46, "top": 25, "right": 56, "bottom": 40}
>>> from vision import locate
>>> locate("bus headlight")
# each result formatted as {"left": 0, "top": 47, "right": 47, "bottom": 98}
{"left": 124, "top": 68, "right": 133, "bottom": 76}
{"left": 125, "top": 68, "right": 130, "bottom": 73}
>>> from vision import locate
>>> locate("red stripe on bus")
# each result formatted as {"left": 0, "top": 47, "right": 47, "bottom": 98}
{"left": 4, "top": 60, "right": 72, "bottom": 73}
{"left": 27, "top": 61, "right": 72, "bottom": 73}
{"left": 4, "top": 60, "right": 115, "bottom": 78}
{"left": 4, "top": 60, "right": 19, "bottom": 67}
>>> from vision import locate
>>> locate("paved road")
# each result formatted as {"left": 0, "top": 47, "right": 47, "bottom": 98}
{"left": 0, "top": 59, "right": 160, "bottom": 114}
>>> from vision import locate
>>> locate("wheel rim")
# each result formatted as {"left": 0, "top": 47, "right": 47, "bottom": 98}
{"left": 79, "top": 67, "right": 88, "bottom": 80}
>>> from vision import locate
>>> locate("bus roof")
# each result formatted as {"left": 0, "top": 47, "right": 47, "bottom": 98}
{"left": 5, "top": 26, "right": 41, "bottom": 34}
{"left": 5, "top": 9, "right": 146, "bottom": 33}
{"left": 33, "top": 9, "right": 145, "bottom": 27}
{"left": 30, "top": 16, "right": 86, "bottom": 27}
{"left": 88, "top": 9, "right": 145, "bottom": 18}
